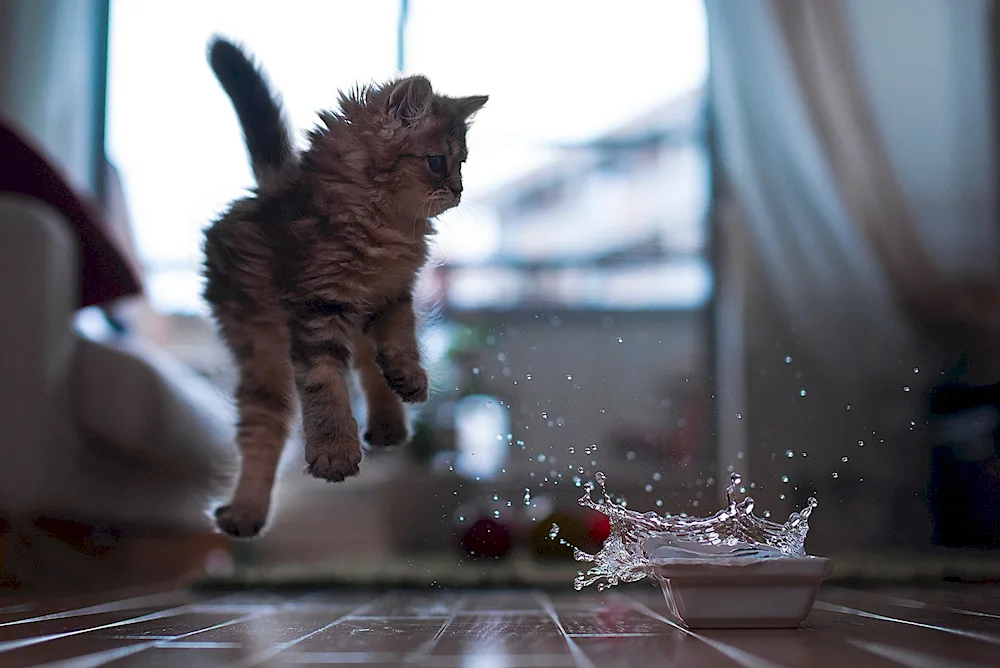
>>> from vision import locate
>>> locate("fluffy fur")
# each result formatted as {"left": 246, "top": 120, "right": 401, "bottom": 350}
{"left": 203, "top": 37, "right": 487, "bottom": 538}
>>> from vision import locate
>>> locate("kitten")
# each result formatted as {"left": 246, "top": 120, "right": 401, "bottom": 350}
{"left": 203, "top": 37, "right": 487, "bottom": 538}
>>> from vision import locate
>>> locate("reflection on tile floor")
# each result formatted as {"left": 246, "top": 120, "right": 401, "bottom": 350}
{"left": 0, "top": 585, "right": 998, "bottom": 666}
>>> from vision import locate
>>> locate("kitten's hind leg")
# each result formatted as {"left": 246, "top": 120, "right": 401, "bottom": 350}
{"left": 214, "top": 311, "right": 293, "bottom": 539}
{"left": 353, "top": 329, "right": 410, "bottom": 447}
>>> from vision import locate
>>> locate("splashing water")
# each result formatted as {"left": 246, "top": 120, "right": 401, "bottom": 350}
{"left": 573, "top": 472, "right": 818, "bottom": 591}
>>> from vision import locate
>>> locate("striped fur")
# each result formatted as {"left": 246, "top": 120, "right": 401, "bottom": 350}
{"left": 203, "top": 38, "right": 487, "bottom": 538}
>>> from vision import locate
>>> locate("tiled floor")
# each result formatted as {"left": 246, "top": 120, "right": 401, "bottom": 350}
{"left": 0, "top": 585, "right": 999, "bottom": 667}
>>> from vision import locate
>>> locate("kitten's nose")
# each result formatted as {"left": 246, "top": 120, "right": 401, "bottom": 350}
{"left": 449, "top": 184, "right": 463, "bottom": 198}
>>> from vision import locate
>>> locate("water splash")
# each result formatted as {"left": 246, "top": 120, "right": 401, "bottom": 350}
{"left": 573, "top": 472, "right": 818, "bottom": 591}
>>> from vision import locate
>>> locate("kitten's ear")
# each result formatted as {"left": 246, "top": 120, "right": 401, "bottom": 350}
{"left": 454, "top": 95, "right": 489, "bottom": 122}
{"left": 385, "top": 76, "right": 434, "bottom": 123}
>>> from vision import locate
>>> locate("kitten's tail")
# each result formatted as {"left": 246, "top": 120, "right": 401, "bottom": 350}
{"left": 207, "top": 36, "right": 294, "bottom": 183}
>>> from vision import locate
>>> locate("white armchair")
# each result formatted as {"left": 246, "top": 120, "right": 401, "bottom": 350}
{"left": 0, "top": 193, "right": 236, "bottom": 531}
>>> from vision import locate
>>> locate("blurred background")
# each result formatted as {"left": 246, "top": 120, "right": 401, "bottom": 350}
{"left": 1, "top": 0, "right": 999, "bottom": 591}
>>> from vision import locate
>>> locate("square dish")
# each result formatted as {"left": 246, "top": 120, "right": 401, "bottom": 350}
{"left": 651, "top": 555, "right": 833, "bottom": 628}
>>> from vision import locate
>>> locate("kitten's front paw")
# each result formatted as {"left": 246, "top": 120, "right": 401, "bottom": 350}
{"left": 214, "top": 504, "right": 267, "bottom": 539}
{"left": 377, "top": 351, "right": 429, "bottom": 404}
{"left": 384, "top": 366, "right": 429, "bottom": 404}
{"left": 306, "top": 437, "right": 363, "bottom": 482}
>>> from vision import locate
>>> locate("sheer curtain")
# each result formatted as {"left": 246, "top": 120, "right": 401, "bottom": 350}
{"left": 0, "top": 0, "right": 109, "bottom": 198}
{"left": 706, "top": 0, "right": 1000, "bottom": 395}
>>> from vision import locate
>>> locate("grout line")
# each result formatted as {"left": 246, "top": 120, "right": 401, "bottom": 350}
{"left": 153, "top": 641, "right": 243, "bottom": 649}
{"left": 814, "top": 601, "right": 1000, "bottom": 646}
{"left": 0, "top": 604, "right": 35, "bottom": 615}
{"left": 0, "top": 610, "right": 193, "bottom": 654}
{"left": 534, "top": 591, "right": 599, "bottom": 668}
{"left": 566, "top": 632, "right": 664, "bottom": 637}
{"left": 825, "top": 588, "right": 1000, "bottom": 622}
{"left": 624, "top": 595, "right": 790, "bottom": 668}
{"left": 405, "top": 592, "right": 465, "bottom": 662}
{"left": 30, "top": 607, "right": 281, "bottom": 668}
{"left": 233, "top": 590, "right": 398, "bottom": 667}
{"left": 0, "top": 591, "right": 192, "bottom": 628}
{"left": 846, "top": 639, "right": 988, "bottom": 668}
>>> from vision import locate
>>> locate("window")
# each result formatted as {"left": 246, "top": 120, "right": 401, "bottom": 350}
{"left": 106, "top": 0, "right": 713, "bottom": 563}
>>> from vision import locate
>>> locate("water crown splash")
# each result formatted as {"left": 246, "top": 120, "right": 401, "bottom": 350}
{"left": 573, "top": 472, "right": 818, "bottom": 591}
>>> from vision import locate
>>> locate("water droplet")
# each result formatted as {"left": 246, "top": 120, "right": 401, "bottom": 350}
{"left": 655, "top": 499, "right": 663, "bottom": 507}
{"left": 626, "top": 451, "right": 636, "bottom": 461}
{"left": 493, "top": 509, "right": 501, "bottom": 518}
{"left": 644, "top": 484, "right": 653, "bottom": 493}
{"left": 540, "top": 412, "right": 548, "bottom": 419}
{"left": 567, "top": 447, "right": 575, "bottom": 454}
{"left": 785, "top": 449, "right": 794, "bottom": 458}
{"left": 763, "top": 510, "right": 771, "bottom": 518}
{"left": 472, "top": 367, "right": 480, "bottom": 375}
{"left": 537, "top": 454, "right": 547, "bottom": 463}
{"left": 779, "top": 493, "right": 786, "bottom": 500}
{"left": 841, "top": 456, "right": 849, "bottom": 462}
{"left": 525, "top": 373, "right": 532, "bottom": 380}
{"left": 903, "top": 386, "right": 911, "bottom": 393}
{"left": 492, "top": 494, "right": 499, "bottom": 501}
{"left": 846, "top": 404, "right": 851, "bottom": 411}
{"left": 566, "top": 375, "right": 573, "bottom": 381}
{"left": 799, "top": 389, "right": 807, "bottom": 397}
{"left": 616, "top": 337, "right": 623, "bottom": 344}
{"left": 858, "top": 440, "right": 864, "bottom": 447}
{"left": 652, "top": 472, "right": 662, "bottom": 481}
{"left": 913, "top": 367, "right": 920, "bottom": 374}
{"left": 785, "top": 356, "right": 792, "bottom": 364}
{"left": 736, "top": 413, "right": 743, "bottom": 419}
{"left": 548, "top": 524, "right": 559, "bottom": 540}
{"left": 577, "top": 467, "right": 585, "bottom": 474}
{"left": 781, "top": 475, "right": 790, "bottom": 483}
{"left": 832, "top": 472, "right": 839, "bottom": 479}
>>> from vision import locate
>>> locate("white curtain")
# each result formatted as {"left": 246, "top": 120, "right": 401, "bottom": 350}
{"left": 706, "top": 0, "right": 1000, "bottom": 393}
{"left": 0, "top": 0, "right": 109, "bottom": 197}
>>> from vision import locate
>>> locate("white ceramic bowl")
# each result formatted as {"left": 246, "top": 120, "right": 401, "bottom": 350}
{"left": 651, "top": 555, "right": 833, "bottom": 629}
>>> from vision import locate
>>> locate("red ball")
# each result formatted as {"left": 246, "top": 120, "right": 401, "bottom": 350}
{"left": 587, "top": 512, "right": 611, "bottom": 544}
{"left": 461, "top": 518, "right": 512, "bottom": 559}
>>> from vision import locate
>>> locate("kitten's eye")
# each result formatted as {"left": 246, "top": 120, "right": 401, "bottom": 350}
{"left": 427, "top": 155, "right": 447, "bottom": 175}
